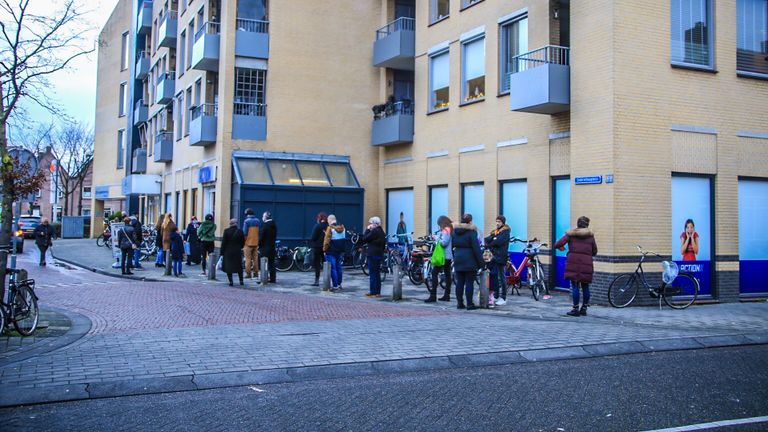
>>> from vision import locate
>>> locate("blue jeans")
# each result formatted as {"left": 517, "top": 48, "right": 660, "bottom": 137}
{"left": 133, "top": 249, "right": 141, "bottom": 267}
{"left": 489, "top": 263, "right": 507, "bottom": 299}
{"left": 367, "top": 255, "right": 382, "bottom": 295}
{"left": 571, "top": 281, "right": 590, "bottom": 307}
{"left": 156, "top": 249, "right": 165, "bottom": 265}
{"left": 173, "top": 260, "right": 183, "bottom": 276}
{"left": 326, "top": 254, "right": 343, "bottom": 288}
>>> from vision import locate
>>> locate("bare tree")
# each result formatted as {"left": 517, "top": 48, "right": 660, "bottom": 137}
{"left": 50, "top": 120, "right": 93, "bottom": 216}
{"left": 0, "top": 0, "right": 93, "bottom": 293}
{"left": 12, "top": 122, "right": 55, "bottom": 155}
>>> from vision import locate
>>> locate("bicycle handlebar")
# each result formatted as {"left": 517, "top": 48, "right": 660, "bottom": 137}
{"left": 636, "top": 245, "right": 663, "bottom": 258}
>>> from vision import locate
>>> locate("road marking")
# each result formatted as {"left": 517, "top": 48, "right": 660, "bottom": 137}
{"left": 642, "top": 415, "right": 768, "bottom": 432}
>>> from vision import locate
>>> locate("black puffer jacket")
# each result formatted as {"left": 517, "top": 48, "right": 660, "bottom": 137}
{"left": 360, "top": 226, "right": 386, "bottom": 257}
{"left": 484, "top": 225, "right": 511, "bottom": 264}
{"left": 452, "top": 223, "right": 483, "bottom": 272}
{"left": 310, "top": 221, "right": 328, "bottom": 249}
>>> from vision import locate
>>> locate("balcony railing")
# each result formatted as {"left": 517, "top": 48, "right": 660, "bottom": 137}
{"left": 137, "top": 1, "right": 152, "bottom": 34}
{"left": 160, "top": 9, "right": 177, "bottom": 22}
{"left": 135, "top": 50, "right": 150, "bottom": 79}
{"left": 191, "top": 103, "right": 218, "bottom": 120}
{"left": 375, "top": 17, "right": 415, "bottom": 40}
{"left": 236, "top": 18, "right": 269, "bottom": 33}
{"left": 233, "top": 102, "right": 267, "bottom": 116}
{"left": 195, "top": 21, "right": 220, "bottom": 41}
{"left": 190, "top": 103, "right": 218, "bottom": 146}
{"left": 158, "top": 10, "right": 178, "bottom": 48}
{"left": 512, "top": 45, "right": 570, "bottom": 73}
{"left": 372, "top": 100, "right": 414, "bottom": 120}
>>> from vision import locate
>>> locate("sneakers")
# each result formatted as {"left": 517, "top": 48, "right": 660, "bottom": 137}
{"left": 489, "top": 293, "right": 496, "bottom": 306}
{"left": 566, "top": 307, "right": 580, "bottom": 317}
{"left": 365, "top": 293, "right": 376, "bottom": 298}
{"left": 543, "top": 294, "right": 552, "bottom": 300}
{"left": 580, "top": 305, "right": 588, "bottom": 316}
{"left": 200, "top": 272, "right": 207, "bottom": 276}
{"left": 495, "top": 297, "right": 507, "bottom": 306}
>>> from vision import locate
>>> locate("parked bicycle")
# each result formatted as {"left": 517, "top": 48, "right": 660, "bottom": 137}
{"left": 292, "top": 242, "right": 313, "bottom": 272}
{"left": 505, "top": 237, "right": 549, "bottom": 301}
{"left": 96, "top": 221, "right": 112, "bottom": 248}
{"left": 608, "top": 245, "right": 700, "bottom": 309}
{"left": 275, "top": 241, "right": 296, "bottom": 272}
{"left": 1, "top": 266, "right": 40, "bottom": 336}
{"left": 408, "top": 235, "right": 434, "bottom": 285}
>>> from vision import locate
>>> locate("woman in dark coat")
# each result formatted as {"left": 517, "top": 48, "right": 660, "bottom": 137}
{"left": 117, "top": 216, "right": 137, "bottom": 275}
{"left": 452, "top": 214, "right": 484, "bottom": 310}
{"left": 360, "top": 216, "right": 386, "bottom": 297}
{"left": 184, "top": 216, "right": 202, "bottom": 266}
{"left": 220, "top": 219, "right": 245, "bottom": 286}
{"left": 155, "top": 214, "right": 165, "bottom": 267}
{"left": 309, "top": 212, "right": 328, "bottom": 286}
{"left": 33, "top": 218, "right": 55, "bottom": 266}
{"left": 554, "top": 216, "right": 598, "bottom": 317}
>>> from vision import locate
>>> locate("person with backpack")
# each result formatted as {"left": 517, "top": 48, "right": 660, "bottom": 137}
{"left": 197, "top": 214, "right": 216, "bottom": 276}
{"left": 554, "top": 216, "right": 598, "bottom": 317}
{"left": 360, "top": 216, "right": 386, "bottom": 298}
{"left": 425, "top": 215, "right": 453, "bottom": 303}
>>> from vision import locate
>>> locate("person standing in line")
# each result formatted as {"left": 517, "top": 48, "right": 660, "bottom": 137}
{"left": 259, "top": 211, "right": 277, "bottom": 283}
{"left": 184, "top": 216, "right": 202, "bottom": 266}
{"left": 309, "top": 212, "right": 328, "bottom": 286}
{"left": 170, "top": 226, "right": 185, "bottom": 277}
{"left": 154, "top": 214, "right": 166, "bottom": 268}
{"left": 197, "top": 214, "right": 216, "bottom": 276}
{"left": 485, "top": 215, "right": 511, "bottom": 306}
{"left": 130, "top": 213, "right": 143, "bottom": 269}
{"left": 33, "top": 218, "right": 55, "bottom": 266}
{"left": 242, "top": 208, "right": 261, "bottom": 278}
{"left": 360, "top": 216, "right": 386, "bottom": 298}
{"left": 425, "top": 215, "right": 453, "bottom": 303}
{"left": 680, "top": 218, "right": 699, "bottom": 262}
{"left": 323, "top": 214, "right": 346, "bottom": 292}
{"left": 220, "top": 219, "right": 245, "bottom": 286}
{"left": 161, "top": 213, "right": 177, "bottom": 268}
{"left": 117, "top": 217, "right": 137, "bottom": 275}
{"left": 554, "top": 216, "right": 598, "bottom": 317}
{"left": 452, "top": 214, "right": 483, "bottom": 310}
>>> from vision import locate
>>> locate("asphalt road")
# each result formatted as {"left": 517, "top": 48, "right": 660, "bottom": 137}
{"left": 1, "top": 345, "right": 766, "bottom": 432}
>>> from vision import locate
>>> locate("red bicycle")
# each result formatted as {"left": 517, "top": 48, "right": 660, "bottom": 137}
{"left": 505, "top": 237, "right": 549, "bottom": 301}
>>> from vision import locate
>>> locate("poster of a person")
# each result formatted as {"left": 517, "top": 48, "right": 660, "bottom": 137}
{"left": 680, "top": 218, "right": 699, "bottom": 261}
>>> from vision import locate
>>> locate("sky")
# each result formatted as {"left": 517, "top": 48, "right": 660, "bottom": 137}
{"left": 15, "top": 0, "right": 120, "bottom": 132}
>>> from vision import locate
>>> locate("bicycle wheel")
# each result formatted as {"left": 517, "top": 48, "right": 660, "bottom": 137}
{"left": 96, "top": 236, "right": 105, "bottom": 247}
{"left": 663, "top": 273, "right": 699, "bottom": 309}
{"left": 12, "top": 284, "right": 39, "bottom": 336}
{"left": 362, "top": 256, "right": 369, "bottom": 275}
{"left": 0, "top": 307, "right": 6, "bottom": 334}
{"left": 294, "top": 249, "right": 313, "bottom": 272}
{"left": 608, "top": 273, "right": 639, "bottom": 308}
{"left": 275, "top": 250, "right": 294, "bottom": 272}
{"left": 529, "top": 263, "right": 547, "bottom": 301}
{"left": 409, "top": 262, "right": 424, "bottom": 285}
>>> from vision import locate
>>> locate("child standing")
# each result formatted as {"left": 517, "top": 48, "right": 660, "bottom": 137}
{"left": 170, "top": 227, "right": 185, "bottom": 277}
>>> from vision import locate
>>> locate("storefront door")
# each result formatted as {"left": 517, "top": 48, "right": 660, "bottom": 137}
{"left": 552, "top": 177, "right": 570, "bottom": 289}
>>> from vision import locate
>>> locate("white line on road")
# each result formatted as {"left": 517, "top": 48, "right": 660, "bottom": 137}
{"left": 642, "top": 415, "right": 768, "bottom": 432}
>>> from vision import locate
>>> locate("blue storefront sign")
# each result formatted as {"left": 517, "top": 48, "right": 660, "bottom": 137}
{"left": 574, "top": 176, "right": 602, "bottom": 185}
{"left": 95, "top": 186, "right": 110, "bottom": 199}
{"left": 198, "top": 166, "right": 216, "bottom": 183}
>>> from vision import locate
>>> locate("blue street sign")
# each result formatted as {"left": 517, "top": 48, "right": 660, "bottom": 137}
{"left": 95, "top": 186, "right": 110, "bottom": 199}
{"left": 606, "top": 175, "right": 614, "bottom": 184}
{"left": 198, "top": 166, "right": 216, "bottom": 183}
{"left": 574, "top": 176, "right": 602, "bottom": 185}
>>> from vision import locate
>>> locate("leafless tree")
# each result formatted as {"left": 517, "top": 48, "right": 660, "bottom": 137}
{"left": 50, "top": 120, "right": 93, "bottom": 216}
{"left": 0, "top": 0, "right": 93, "bottom": 294}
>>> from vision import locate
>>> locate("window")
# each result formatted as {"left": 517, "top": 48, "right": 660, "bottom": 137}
{"left": 387, "top": 189, "right": 414, "bottom": 243}
{"left": 324, "top": 163, "right": 358, "bottom": 187}
{"left": 499, "top": 14, "right": 528, "bottom": 93}
{"left": 739, "top": 179, "right": 768, "bottom": 294}
{"left": 194, "top": 79, "right": 202, "bottom": 106}
{"left": 237, "top": 0, "right": 267, "bottom": 20}
{"left": 429, "top": 186, "right": 448, "bottom": 233}
{"left": 187, "top": 22, "right": 194, "bottom": 69}
{"left": 462, "top": 183, "right": 484, "bottom": 235}
{"left": 296, "top": 162, "right": 330, "bottom": 186}
{"left": 500, "top": 181, "right": 527, "bottom": 252}
{"left": 82, "top": 186, "right": 92, "bottom": 199}
{"left": 234, "top": 67, "right": 267, "bottom": 116}
{"left": 462, "top": 36, "right": 485, "bottom": 103}
{"left": 178, "top": 30, "right": 186, "bottom": 76}
{"left": 175, "top": 93, "right": 183, "bottom": 140}
{"left": 236, "top": 159, "right": 271, "bottom": 184}
{"left": 268, "top": 160, "right": 300, "bottom": 185}
{"left": 117, "top": 129, "right": 125, "bottom": 169}
{"left": 82, "top": 207, "right": 91, "bottom": 216}
{"left": 430, "top": 0, "right": 449, "bottom": 24}
{"left": 180, "top": 0, "right": 187, "bottom": 15}
{"left": 462, "top": 0, "right": 483, "bottom": 9}
{"left": 737, "top": 0, "right": 768, "bottom": 76}
{"left": 429, "top": 51, "right": 449, "bottom": 111}
{"left": 118, "top": 82, "right": 128, "bottom": 116}
{"left": 185, "top": 87, "right": 192, "bottom": 136}
{"left": 120, "top": 31, "right": 130, "bottom": 70}
{"left": 671, "top": 0, "right": 714, "bottom": 68}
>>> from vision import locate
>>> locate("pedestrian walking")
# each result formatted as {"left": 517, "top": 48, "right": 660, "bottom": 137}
{"left": 33, "top": 218, "right": 54, "bottom": 266}
{"left": 170, "top": 226, "right": 185, "bottom": 277}
{"left": 323, "top": 214, "right": 346, "bottom": 291}
{"left": 220, "top": 219, "right": 245, "bottom": 286}
{"left": 242, "top": 208, "right": 261, "bottom": 279}
{"left": 485, "top": 215, "right": 511, "bottom": 306}
{"left": 452, "top": 214, "right": 483, "bottom": 310}
{"left": 154, "top": 214, "right": 166, "bottom": 267}
{"left": 117, "top": 217, "right": 137, "bottom": 275}
{"left": 309, "top": 212, "right": 328, "bottom": 286}
{"left": 554, "top": 216, "right": 598, "bottom": 317}
{"left": 184, "top": 216, "right": 202, "bottom": 266}
{"left": 360, "top": 216, "right": 386, "bottom": 298}
{"left": 259, "top": 211, "right": 277, "bottom": 283}
{"left": 197, "top": 214, "right": 216, "bottom": 276}
{"left": 425, "top": 215, "right": 453, "bottom": 303}
{"left": 130, "top": 213, "right": 143, "bottom": 269}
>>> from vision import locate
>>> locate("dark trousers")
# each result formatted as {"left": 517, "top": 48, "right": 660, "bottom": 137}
{"left": 264, "top": 250, "right": 276, "bottom": 282}
{"left": 120, "top": 248, "right": 133, "bottom": 273}
{"left": 455, "top": 271, "right": 476, "bottom": 306}
{"left": 201, "top": 241, "right": 214, "bottom": 273}
{"left": 38, "top": 245, "right": 48, "bottom": 265}
{"left": 367, "top": 255, "right": 382, "bottom": 295}
{"left": 430, "top": 259, "right": 452, "bottom": 297}
{"left": 227, "top": 271, "right": 244, "bottom": 285}
{"left": 312, "top": 247, "right": 324, "bottom": 280}
{"left": 489, "top": 262, "right": 508, "bottom": 299}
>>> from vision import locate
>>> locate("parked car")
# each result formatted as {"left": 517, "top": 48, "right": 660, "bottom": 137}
{"left": 17, "top": 216, "right": 41, "bottom": 239}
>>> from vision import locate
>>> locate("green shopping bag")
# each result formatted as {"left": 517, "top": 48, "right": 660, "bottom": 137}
{"left": 431, "top": 241, "right": 445, "bottom": 267}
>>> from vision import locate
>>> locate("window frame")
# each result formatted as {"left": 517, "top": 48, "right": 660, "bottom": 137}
{"left": 178, "top": 29, "right": 186, "bottom": 77}
{"left": 428, "top": 49, "right": 450, "bottom": 113}
{"left": 460, "top": 34, "right": 486, "bottom": 105}
{"left": 460, "top": 0, "right": 484, "bottom": 11}
{"left": 736, "top": 0, "right": 768, "bottom": 78}
{"left": 429, "top": 0, "right": 450, "bottom": 25}
{"left": 670, "top": 0, "right": 716, "bottom": 71}
{"left": 185, "top": 86, "right": 192, "bottom": 136}
{"left": 120, "top": 31, "right": 130, "bottom": 71}
{"left": 117, "top": 129, "right": 126, "bottom": 169}
{"left": 498, "top": 12, "right": 528, "bottom": 95}
{"left": 118, "top": 81, "right": 128, "bottom": 117}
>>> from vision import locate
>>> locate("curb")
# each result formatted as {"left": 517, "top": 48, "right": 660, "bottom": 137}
{"left": 51, "top": 251, "right": 166, "bottom": 282}
{"left": 1, "top": 333, "right": 765, "bottom": 408}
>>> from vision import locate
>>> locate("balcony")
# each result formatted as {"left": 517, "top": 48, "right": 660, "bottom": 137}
{"left": 371, "top": 101, "right": 414, "bottom": 146}
{"left": 509, "top": 45, "right": 570, "bottom": 114}
{"left": 189, "top": 103, "right": 218, "bottom": 146}
{"left": 235, "top": 18, "right": 269, "bottom": 59}
{"left": 137, "top": 1, "right": 152, "bottom": 35}
{"left": 132, "top": 148, "right": 147, "bottom": 174}
{"left": 135, "top": 51, "right": 149, "bottom": 79}
{"left": 133, "top": 99, "right": 148, "bottom": 125}
{"left": 232, "top": 102, "right": 266, "bottom": 140}
{"left": 192, "top": 22, "right": 220, "bottom": 71}
{"left": 372, "top": 17, "right": 415, "bottom": 71}
{"left": 157, "top": 10, "right": 178, "bottom": 49}
{"left": 155, "top": 72, "right": 175, "bottom": 105}
{"left": 154, "top": 132, "right": 173, "bottom": 162}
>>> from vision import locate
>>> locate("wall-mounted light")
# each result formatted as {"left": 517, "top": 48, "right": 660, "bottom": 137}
{"left": 553, "top": 8, "right": 559, "bottom": 19}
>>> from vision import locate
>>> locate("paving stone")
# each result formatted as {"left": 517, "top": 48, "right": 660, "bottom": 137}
{"left": 639, "top": 338, "right": 706, "bottom": 352}
{"left": 87, "top": 376, "right": 196, "bottom": 399}
{"left": 519, "top": 347, "right": 591, "bottom": 362}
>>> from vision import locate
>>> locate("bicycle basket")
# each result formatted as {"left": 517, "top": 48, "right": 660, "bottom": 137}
{"left": 661, "top": 261, "right": 679, "bottom": 284}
